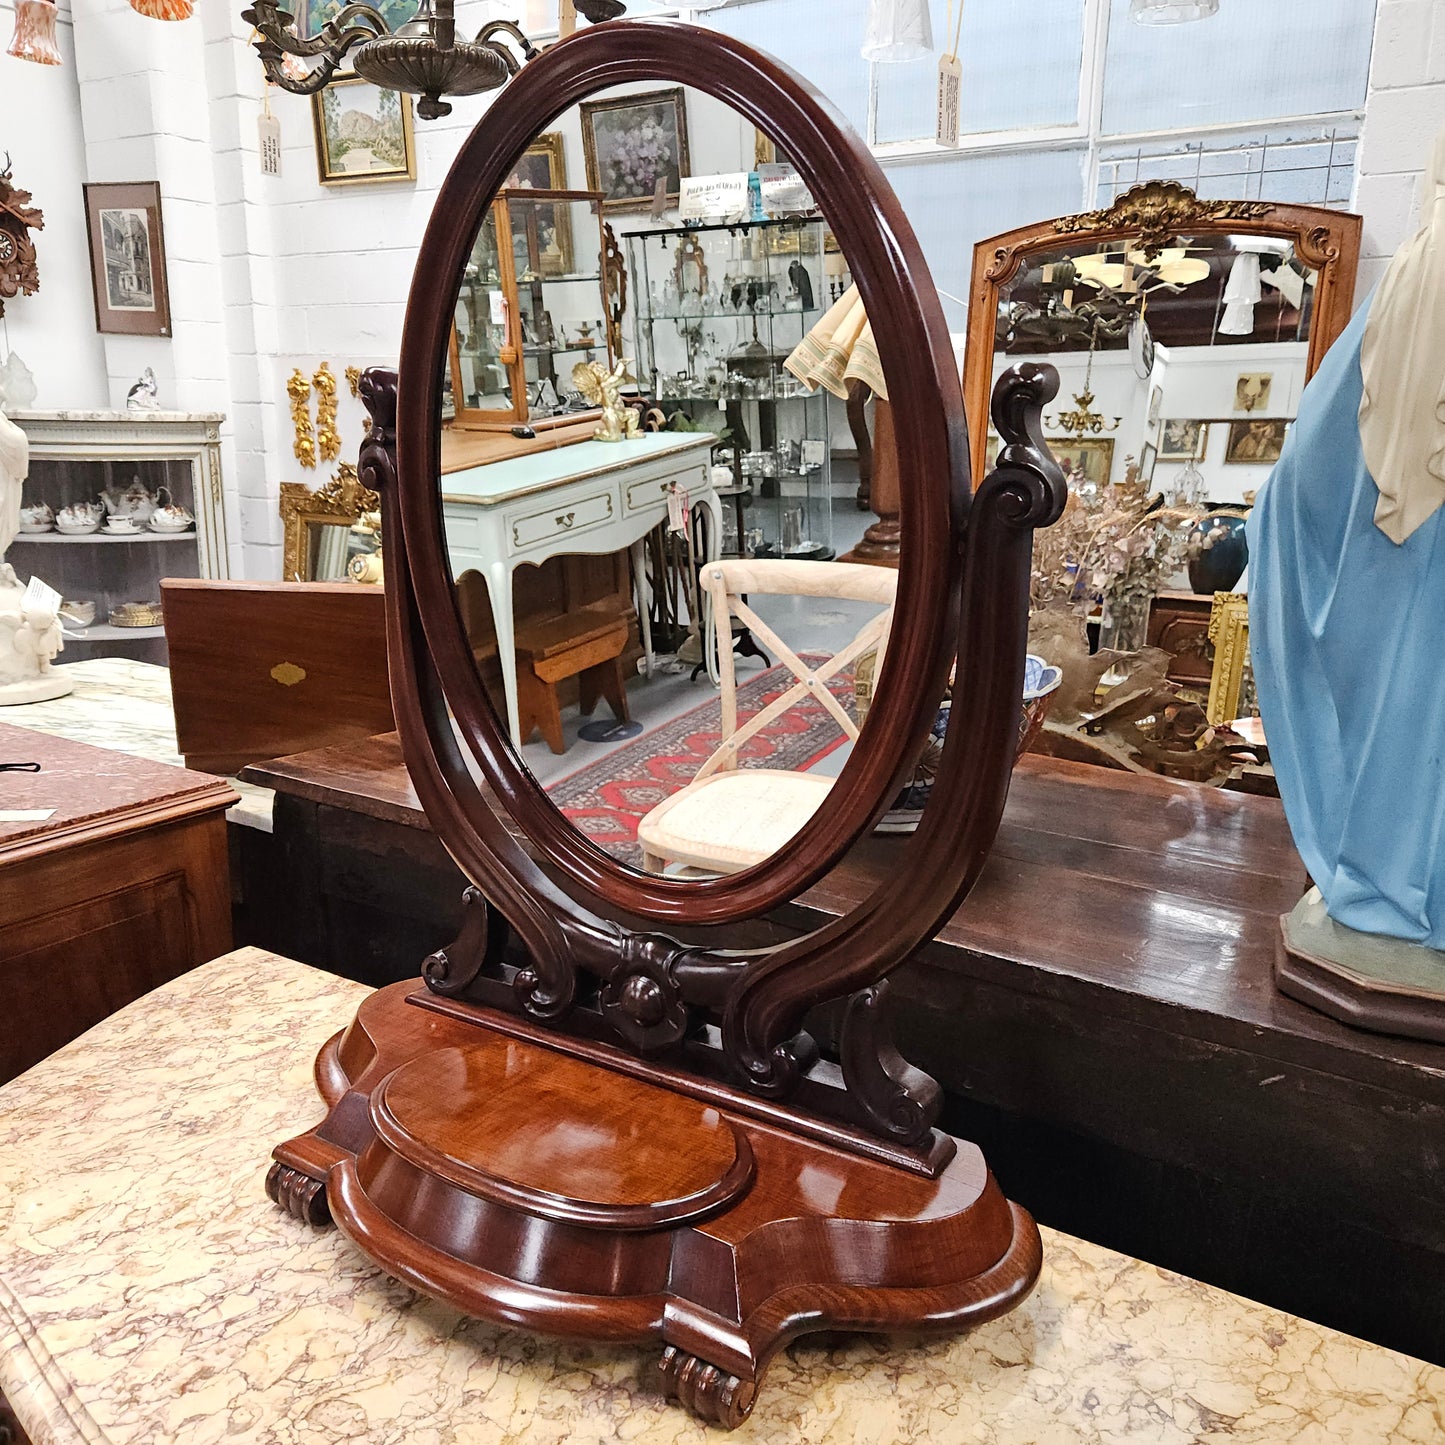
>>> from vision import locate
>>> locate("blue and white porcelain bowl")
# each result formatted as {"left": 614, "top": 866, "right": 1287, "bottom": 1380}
{"left": 875, "top": 653, "right": 1063, "bottom": 833}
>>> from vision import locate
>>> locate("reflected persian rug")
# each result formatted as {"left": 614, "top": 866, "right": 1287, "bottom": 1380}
{"left": 547, "top": 656, "right": 853, "bottom": 867}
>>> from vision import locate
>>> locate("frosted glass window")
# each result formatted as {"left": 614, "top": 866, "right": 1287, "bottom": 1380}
{"left": 875, "top": 0, "right": 1086, "bottom": 144}
{"left": 1101, "top": 0, "right": 1374, "bottom": 135}
{"left": 706, "top": 0, "right": 873, "bottom": 140}
{"left": 880, "top": 146, "right": 1088, "bottom": 329}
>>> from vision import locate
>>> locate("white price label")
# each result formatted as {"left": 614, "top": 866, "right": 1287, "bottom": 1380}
{"left": 666, "top": 483, "right": 689, "bottom": 534}
{"left": 258, "top": 113, "right": 283, "bottom": 177}
{"left": 936, "top": 54, "right": 963, "bottom": 149}
{"left": 679, "top": 173, "right": 751, "bottom": 223}
{"left": 489, "top": 290, "right": 508, "bottom": 328}
{"left": 22, "top": 574, "right": 61, "bottom": 618}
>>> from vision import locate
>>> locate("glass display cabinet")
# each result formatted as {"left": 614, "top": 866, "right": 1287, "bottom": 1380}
{"left": 627, "top": 216, "right": 832, "bottom": 558}
{"left": 449, "top": 188, "right": 622, "bottom": 430}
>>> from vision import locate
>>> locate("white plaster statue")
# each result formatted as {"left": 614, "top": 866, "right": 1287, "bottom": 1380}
{"left": 0, "top": 406, "right": 73, "bottom": 704}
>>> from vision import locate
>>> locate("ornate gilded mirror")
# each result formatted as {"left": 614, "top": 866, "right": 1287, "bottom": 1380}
{"left": 963, "top": 182, "right": 1362, "bottom": 503}
{"left": 272, "top": 20, "right": 1066, "bottom": 1427}
{"left": 278, "top": 463, "right": 382, "bottom": 582}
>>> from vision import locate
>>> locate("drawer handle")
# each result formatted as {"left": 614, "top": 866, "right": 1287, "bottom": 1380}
{"left": 555, "top": 511, "right": 575, "bottom": 529}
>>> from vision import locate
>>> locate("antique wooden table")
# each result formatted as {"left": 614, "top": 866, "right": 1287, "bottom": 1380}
{"left": 239, "top": 737, "right": 1445, "bottom": 1367}
{"left": 0, "top": 721, "right": 233, "bottom": 1084}
{"left": 440, "top": 432, "right": 719, "bottom": 745}
{"left": 2, "top": 946, "right": 1440, "bottom": 1444}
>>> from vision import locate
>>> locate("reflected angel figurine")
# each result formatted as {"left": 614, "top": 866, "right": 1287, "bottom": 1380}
{"left": 572, "top": 359, "right": 640, "bottom": 443}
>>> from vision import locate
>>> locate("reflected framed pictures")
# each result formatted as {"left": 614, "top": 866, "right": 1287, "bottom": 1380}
{"left": 1140, "top": 441, "right": 1158, "bottom": 483}
{"left": 312, "top": 74, "right": 416, "bottom": 187}
{"left": 581, "top": 87, "right": 690, "bottom": 212}
{"left": 1226, "top": 418, "right": 1287, "bottom": 465}
{"left": 505, "top": 135, "right": 574, "bottom": 278}
{"left": 1047, "top": 437, "right": 1115, "bottom": 487}
{"left": 1234, "top": 372, "right": 1273, "bottom": 413}
{"left": 82, "top": 181, "right": 171, "bottom": 337}
{"left": 1160, "top": 418, "right": 1208, "bottom": 462}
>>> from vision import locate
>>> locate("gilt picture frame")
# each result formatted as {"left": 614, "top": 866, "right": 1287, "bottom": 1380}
{"left": 312, "top": 74, "right": 416, "bottom": 187}
{"left": 581, "top": 87, "right": 690, "bottom": 212}
{"left": 82, "top": 182, "right": 171, "bottom": 337}
{"left": 1160, "top": 418, "right": 1208, "bottom": 462}
{"left": 1225, "top": 418, "right": 1287, "bottom": 466}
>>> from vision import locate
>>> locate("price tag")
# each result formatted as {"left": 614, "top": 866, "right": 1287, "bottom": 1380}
{"left": 679, "top": 173, "right": 750, "bottom": 223}
{"left": 936, "top": 54, "right": 962, "bottom": 149}
{"left": 258, "top": 113, "right": 283, "bottom": 177}
{"left": 22, "top": 574, "right": 61, "bottom": 618}
{"left": 666, "top": 482, "right": 689, "bottom": 534}
{"left": 489, "top": 290, "right": 508, "bottom": 328}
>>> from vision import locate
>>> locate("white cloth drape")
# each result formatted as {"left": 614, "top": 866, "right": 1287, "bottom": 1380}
{"left": 1360, "top": 129, "right": 1445, "bottom": 544}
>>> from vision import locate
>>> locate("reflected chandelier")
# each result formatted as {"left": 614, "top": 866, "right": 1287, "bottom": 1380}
{"left": 241, "top": 0, "right": 626, "bottom": 120}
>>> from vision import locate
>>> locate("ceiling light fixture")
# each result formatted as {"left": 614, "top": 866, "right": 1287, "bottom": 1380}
{"left": 240, "top": 0, "right": 627, "bottom": 120}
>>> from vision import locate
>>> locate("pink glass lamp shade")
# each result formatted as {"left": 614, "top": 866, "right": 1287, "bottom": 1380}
{"left": 129, "top": 0, "right": 195, "bottom": 18}
{"left": 7, "top": 0, "right": 62, "bottom": 65}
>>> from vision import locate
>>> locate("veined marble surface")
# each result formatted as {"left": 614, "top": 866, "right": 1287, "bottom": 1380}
{"left": 0, "top": 656, "right": 273, "bottom": 830}
{"left": 0, "top": 950, "right": 1440, "bottom": 1445}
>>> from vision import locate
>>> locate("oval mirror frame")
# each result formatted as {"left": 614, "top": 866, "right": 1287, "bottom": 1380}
{"left": 960, "top": 181, "right": 1364, "bottom": 484}
{"left": 390, "top": 21, "right": 969, "bottom": 926}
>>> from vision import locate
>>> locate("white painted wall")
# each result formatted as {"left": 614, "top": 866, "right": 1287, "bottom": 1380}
{"left": 1350, "top": 0, "right": 1445, "bottom": 300}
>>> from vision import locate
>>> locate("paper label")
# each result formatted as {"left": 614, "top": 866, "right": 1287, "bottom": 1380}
{"left": 22, "top": 574, "right": 60, "bottom": 618}
{"left": 759, "top": 163, "right": 815, "bottom": 217}
{"left": 258, "top": 113, "right": 283, "bottom": 177}
{"left": 936, "top": 54, "right": 963, "bottom": 148}
{"left": 679, "top": 173, "right": 751, "bottom": 222}
{"left": 666, "top": 483, "right": 689, "bottom": 534}
{"left": 0, "top": 809, "right": 55, "bottom": 823}
{"left": 489, "top": 289, "right": 507, "bottom": 328}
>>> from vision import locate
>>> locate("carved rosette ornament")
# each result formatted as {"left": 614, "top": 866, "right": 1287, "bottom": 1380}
{"left": 0, "top": 159, "right": 43, "bottom": 318}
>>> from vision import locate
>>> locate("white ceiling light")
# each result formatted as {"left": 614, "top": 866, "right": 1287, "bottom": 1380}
{"left": 1129, "top": 0, "right": 1220, "bottom": 23}
{"left": 861, "top": 0, "right": 933, "bottom": 62}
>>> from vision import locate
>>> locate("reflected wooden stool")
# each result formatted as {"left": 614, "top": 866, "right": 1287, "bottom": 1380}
{"left": 514, "top": 604, "right": 631, "bottom": 754}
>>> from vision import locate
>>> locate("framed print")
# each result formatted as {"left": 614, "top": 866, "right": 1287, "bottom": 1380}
{"left": 83, "top": 182, "right": 171, "bottom": 337}
{"left": 1206, "top": 592, "right": 1250, "bottom": 727}
{"left": 1234, "top": 372, "right": 1273, "bottom": 412}
{"left": 1160, "top": 418, "right": 1207, "bottom": 462}
{"left": 508, "top": 132, "right": 567, "bottom": 190}
{"left": 1147, "top": 384, "right": 1162, "bottom": 427}
{"left": 1046, "top": 436, "right": 1115, "bottom": 488}
{"left": 581, "top": 87, "right": 690, "bottom": 212}
{"left": 1226, "top": 418, "right": 1287, "bottom": 465}
{"left": 297, "top": 0, "right": 414, "bottom": 28}
{"left": 1140, "top": 441, "right": 1158, "bottom": 483}
{"left": 312, "top": 75, "right": 416, "bottom": 187}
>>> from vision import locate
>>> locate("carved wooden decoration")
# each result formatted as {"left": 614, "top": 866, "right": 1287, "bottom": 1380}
{"left": 0, "top": 158, "right": 43, "bottom": 318}
{"left": 270, "top": 21, "right": 1066, "bottom": 1426}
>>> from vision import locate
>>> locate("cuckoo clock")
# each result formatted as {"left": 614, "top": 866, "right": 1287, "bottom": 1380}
{"left": 0, "top": 158, "right": 43, "bottom": 318}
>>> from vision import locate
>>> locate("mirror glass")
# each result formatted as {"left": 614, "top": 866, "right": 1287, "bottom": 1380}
{"left": 989, "top": 232, "right": 1316, "bottom": 507}
{"left": 437, "top": 84, "right": 897, "bottom": 875}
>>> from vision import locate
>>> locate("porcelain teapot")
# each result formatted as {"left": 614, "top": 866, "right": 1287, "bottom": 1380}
{"left": 148, "top": 486, "right": 194, "bottom": 532}
{"left": 102, "top": 476, "right": 155, "bottom": 523}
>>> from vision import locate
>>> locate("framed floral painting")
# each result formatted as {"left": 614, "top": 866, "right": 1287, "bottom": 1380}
{"left": 581, "top": 88, "right": 690, "bottom": 212}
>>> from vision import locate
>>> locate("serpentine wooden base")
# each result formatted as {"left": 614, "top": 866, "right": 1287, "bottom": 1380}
{"left": 269, "top": 983, "right": 1042, "bottom": 1428}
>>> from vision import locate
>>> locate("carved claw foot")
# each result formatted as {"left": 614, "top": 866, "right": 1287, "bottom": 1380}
{"left": 656, "top": 1346, "right": 757, "bottom": 1429}
{"left": 266, "top": 1162, "right": 330, "bottom": 1226}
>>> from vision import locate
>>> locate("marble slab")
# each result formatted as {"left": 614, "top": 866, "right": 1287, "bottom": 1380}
{"left": 0, "top": 657, "right": 273, "bottom": 831}
{"left": 0, "top": 949, "right": 1440, "bottom": 1445}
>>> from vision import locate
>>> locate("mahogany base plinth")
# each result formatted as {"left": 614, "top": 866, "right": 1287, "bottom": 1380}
{"left": 1275, "top": 927, "right": 1445, "bottom": 1046}
{"left": 269, "top": 982, "right": 1042, "bottom": 1428}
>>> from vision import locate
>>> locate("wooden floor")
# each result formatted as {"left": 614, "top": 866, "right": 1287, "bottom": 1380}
{"left": 240, "top": 739, "right": 1445, "bottom": 1365}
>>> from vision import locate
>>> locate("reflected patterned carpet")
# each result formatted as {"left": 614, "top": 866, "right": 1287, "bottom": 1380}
{"left": 547, "top": 656, "right": 853, "bottom": 867}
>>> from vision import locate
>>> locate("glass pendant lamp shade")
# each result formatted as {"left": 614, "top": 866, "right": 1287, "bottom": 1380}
{"left": 7, "top": 0, "right": 62, "bottom": 64}
{"left": 129, "top": 0, "right": 195, "bottom": 18}
{"left": 1129, "top": 0, "right": 1220, "bottom": 22}
{"left": 861, "top": 0, "right": 934, "bottom": 62}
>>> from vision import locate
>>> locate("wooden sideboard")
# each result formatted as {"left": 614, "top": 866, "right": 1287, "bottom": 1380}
{"left": 239, "top": 736, "right": 1445, "bottom": 1367}
{"left": 0, "top": 723, "right": 233, "bottom": 1083}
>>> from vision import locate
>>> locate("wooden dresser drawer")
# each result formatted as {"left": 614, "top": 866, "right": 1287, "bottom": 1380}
{"left": 508, "top": 487, "right": 616, "bottom": 553}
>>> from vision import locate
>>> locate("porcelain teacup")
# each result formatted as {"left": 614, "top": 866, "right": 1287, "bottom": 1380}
{"left": 56, "top": 501, "right": 105, "bottom": 534}
{"left": 103, "top": 515, "right": 143, "bottom": 536}
{"left": 18, "top": 501, "right": 54, "bottom": 532}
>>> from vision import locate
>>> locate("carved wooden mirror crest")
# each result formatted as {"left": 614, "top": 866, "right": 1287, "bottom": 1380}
{"left": 270, "top": 21, "right": 1065, "bottom": 1426}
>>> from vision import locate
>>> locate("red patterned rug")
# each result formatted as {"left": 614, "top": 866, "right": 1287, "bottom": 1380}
{"left": 548, "top": 656, "right": 854, "bottom": 866}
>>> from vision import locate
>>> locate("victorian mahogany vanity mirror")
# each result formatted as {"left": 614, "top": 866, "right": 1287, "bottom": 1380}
{"left": 269, "top": 20, "right": 1065, "bottom": 1427}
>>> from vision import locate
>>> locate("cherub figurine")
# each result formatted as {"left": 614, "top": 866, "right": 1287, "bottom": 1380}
{"left": 572, "top": 359, "right": 640, "bottom": 444}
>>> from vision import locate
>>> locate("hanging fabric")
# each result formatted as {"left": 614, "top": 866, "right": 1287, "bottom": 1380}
{"left": 784, "top": 284, "right": 886, "bottom": 400}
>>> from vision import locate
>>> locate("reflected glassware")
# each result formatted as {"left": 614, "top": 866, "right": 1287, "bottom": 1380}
{"left": 781, "top": 507, "right": 805, "bottom": 553}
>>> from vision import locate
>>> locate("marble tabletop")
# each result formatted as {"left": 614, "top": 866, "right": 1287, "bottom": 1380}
{"left": 0, "top": 656, "right": 273, "bottom": 831}
{"left": 0, "top": 949, "right": 1440, "bottom": 1445}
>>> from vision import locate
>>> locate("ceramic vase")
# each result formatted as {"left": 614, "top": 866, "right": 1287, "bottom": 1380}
{"left": 1188, "top": 510, "right": 1250, "bottom": 594}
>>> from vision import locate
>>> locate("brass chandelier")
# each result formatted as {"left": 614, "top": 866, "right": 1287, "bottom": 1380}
{"left": 242, "top": 0, "right": 627, "bottom": 119}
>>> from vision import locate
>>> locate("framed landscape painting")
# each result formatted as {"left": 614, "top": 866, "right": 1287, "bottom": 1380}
{"left": 83, "top": 182, "right": 171, "bottom": 337}
{"left": 581, "top": 88, "right": 690, "bottom": 212}
{"left": 312, "top": 74, "right": 416, "bottom": 186}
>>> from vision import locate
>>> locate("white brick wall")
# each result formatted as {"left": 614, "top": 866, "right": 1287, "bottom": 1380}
{"left": 1350, "top": 0, "right": 1445, "bottom": 300}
